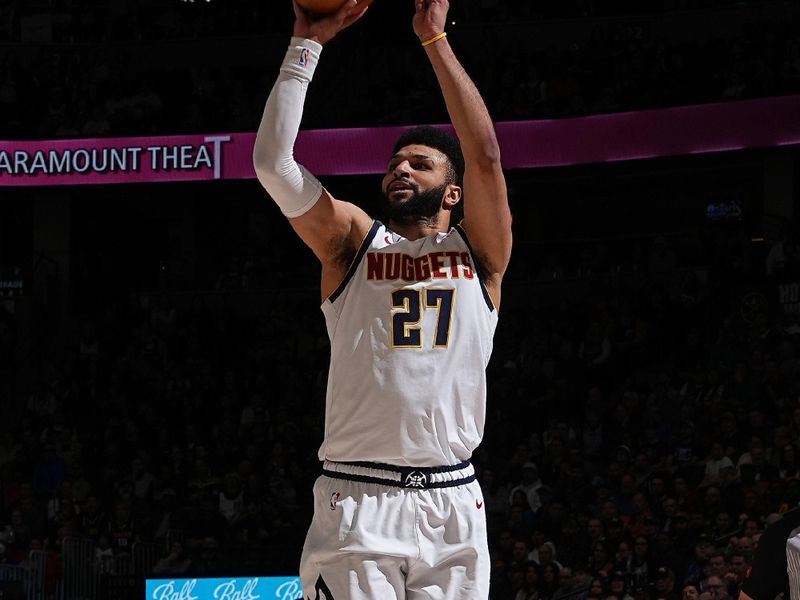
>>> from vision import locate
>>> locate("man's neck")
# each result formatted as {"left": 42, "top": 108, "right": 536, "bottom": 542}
{"left": 388, "top": 216, "right": 451, "bottom": 241}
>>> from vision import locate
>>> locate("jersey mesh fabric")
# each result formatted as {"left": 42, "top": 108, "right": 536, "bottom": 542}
{"left": 789, "top": 530, "right": 800, "bottom": 600}
{"left": 319, "top": 222, "right": 498, "bottom": 467}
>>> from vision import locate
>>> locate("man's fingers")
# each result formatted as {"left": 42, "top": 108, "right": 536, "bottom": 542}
{"left": 292, "top": 0, "right": 305, "bottom": 20}
{"left": 334, "top": 0, "right": 358, "bottom": 23}
{"left": 342, "top": 4, "right": 369, "bottom": 28}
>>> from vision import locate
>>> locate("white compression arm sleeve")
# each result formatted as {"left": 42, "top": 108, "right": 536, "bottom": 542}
{"left": 253, "top": 37, "right": 324, "bottom": 218}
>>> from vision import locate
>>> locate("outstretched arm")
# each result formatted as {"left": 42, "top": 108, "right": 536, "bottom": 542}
{"left": 413, "top": 0, "right": 512, "bottom": 309}
{"left": 253, "top": 0, "right": 373, "bottom": 300}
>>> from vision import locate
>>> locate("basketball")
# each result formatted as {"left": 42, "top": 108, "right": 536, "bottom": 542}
{"left": 296, "top": 0, "right": 372, "bottom": 15}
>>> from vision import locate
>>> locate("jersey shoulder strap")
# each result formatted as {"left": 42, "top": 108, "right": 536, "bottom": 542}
{"left": 453, "top": 224, "right": 496, "bottom": 313}
{"left": 328, "top": 220, "right": 382, "bottom": 303}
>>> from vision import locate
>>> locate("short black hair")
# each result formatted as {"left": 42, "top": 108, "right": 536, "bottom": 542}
{"left": 391, "top": 126, "right": 465, "bottom": 223}
{"left": 392, "top": 126, "right": 464, "bottom": 188}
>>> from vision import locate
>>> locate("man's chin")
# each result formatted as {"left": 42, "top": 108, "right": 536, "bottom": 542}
{"left": 381, "top": 184, "right": 446, "bottom": 222}
{"left": 381, "top": 196, "right": 413, "bottom": 219}
{"left": 387, "top": 189, "right": 414, "bottom": 201}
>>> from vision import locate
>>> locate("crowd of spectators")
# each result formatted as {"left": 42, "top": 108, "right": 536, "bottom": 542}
{"left": 0, "top": 0, "right": 779, "bottom": 44}
{"left": 2, "top": 189, "right": 800, "bottom": 599}
{"left": 0, "top": 1, "right": 798, "bottom": 139}
{"left": 1, "top": 1, "right": 800, "bottom": 599}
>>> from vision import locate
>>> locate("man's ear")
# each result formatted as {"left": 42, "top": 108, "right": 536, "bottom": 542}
{"left": 443, "top": 184, "right": 462, "bottom": 209}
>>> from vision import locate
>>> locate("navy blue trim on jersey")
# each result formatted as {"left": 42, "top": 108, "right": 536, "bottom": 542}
{"left": 322, "top": 468, "right": 476, "bottom": 490}
{"left": 453, "top": 224, "right": 496, "bottom": 312}
{"left": 327, "top": 220, "right": 381, "bottom": 304}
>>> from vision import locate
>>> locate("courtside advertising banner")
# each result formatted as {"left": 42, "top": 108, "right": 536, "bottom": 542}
{"left": 1, "top": 95, "right": 799, "bottom": 187}
{"left": 146, "top": 576, "right": 302, "bottom": 600}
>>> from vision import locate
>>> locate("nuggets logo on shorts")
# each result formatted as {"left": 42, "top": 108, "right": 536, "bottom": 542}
{"left": 404, "top": 471, "right": 428, "bottom": 488}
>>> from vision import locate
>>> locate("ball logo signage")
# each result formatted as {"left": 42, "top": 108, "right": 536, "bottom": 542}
{"left": 150, "top": 580, "right": 199, "bottom": 600}
{"left": 213, "top": 578, "right": 260, "bottom": 600}
{"left": 147, "top": 577, "right": 302, "bottom": 600}
{"left": 275, "top": 580, "right": 303, "bottom": 600}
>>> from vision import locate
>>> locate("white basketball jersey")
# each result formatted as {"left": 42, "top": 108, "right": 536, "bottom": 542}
{"left": 319, "top": 221, "right": 499, "bottom": 467}
{"left": 789, "top": 528, "right": 800, "bottom": 600}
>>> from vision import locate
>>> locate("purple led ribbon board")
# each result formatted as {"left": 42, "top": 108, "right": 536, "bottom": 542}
{"left": 0, "top": 95, "right": 798, "bottom": 187}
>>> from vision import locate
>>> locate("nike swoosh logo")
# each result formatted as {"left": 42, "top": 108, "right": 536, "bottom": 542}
{"left": 476, "top": 500, "right": 483, "bottom": 509}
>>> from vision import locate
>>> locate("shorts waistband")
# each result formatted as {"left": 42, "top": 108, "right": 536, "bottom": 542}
{"left": 322, "top": 460, "right": 475, "bottom": 489}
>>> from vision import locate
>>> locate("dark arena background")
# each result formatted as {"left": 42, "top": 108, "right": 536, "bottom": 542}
{"left": 1, "top": 0, "right": 800, "bottom": 599}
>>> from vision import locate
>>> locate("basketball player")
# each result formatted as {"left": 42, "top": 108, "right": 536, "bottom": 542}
{"left": 739, "top": 508, "right": 800, "bottom": 600}
{"left": 253, "top": 0, "right": 512, "bottom": 597}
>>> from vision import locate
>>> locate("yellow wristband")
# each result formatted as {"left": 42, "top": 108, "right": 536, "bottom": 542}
{"left": 421, "top": 32, "right": 447, "bottom": 47}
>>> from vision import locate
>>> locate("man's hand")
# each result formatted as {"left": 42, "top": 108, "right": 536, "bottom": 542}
{"left": 412, "top": 0, "right": 448, "bottom": 42}
{"left": 293, "top": 0, "right": 371, "bottom": 45}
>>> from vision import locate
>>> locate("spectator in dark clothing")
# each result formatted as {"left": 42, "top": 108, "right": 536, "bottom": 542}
{"left": 185, "top": 493, "right": 230, "bottom": 547}
{"left": 152, "top": 541, "right": 192, "bottom": 576}
{"left": 655, "top": 566, "right": 680, "bottom": 600}
{"left": 32, "top": 445, "right": 64, "bottom": 496}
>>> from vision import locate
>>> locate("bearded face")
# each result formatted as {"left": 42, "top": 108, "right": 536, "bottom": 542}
{"left": 381, "top": 181, "right": 449, "bottom": 224}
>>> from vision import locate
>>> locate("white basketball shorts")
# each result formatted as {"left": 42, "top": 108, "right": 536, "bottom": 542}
{"left": 299, "top": 461, "right": 489, "bottom": 600}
